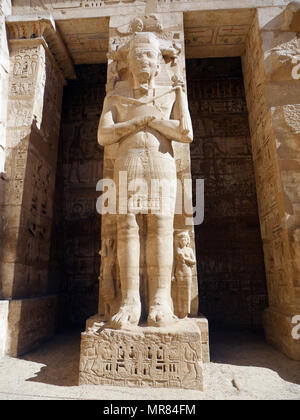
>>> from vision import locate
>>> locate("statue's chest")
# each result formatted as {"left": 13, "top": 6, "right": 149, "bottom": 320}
{"left": 116, "top": 91, "right": 175, "bottom": 121}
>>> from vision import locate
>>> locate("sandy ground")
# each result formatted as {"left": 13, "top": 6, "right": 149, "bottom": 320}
{"left": 0, "top": 329, "right": 299, "bottom": 400}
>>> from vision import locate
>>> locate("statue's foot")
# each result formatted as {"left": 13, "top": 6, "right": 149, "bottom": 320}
{"left": 111, "top": 299, "right": 141, "bottom": 330}
{"left": 147, "top": 298, "right": 177, "bottom": 327}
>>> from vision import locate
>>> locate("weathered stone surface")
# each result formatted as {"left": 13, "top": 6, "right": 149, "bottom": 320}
{"left": 0, "top": 1, "right": 10, "bottom": 175}
{"left": 50, "top": 64, "right": 106, "bottom": 327}
{"left": 188, "top": 57, "right": 268, "bottom": 329}
{"left": 242, "top": 9, "right": 300, "bottom": 360}
{"left": 79, "top": 318, "right": 203, "bottom": 390}
{"left": 7, "top": 4, "right": 291, "bottom": 65}
{"left": 1, "top": 0, "right": 298, "bottom": 365}
{"left": 184, "top": 8, "right": 256, "bottom": 59}
{"left": 0, "top": 39, "right": 64, "bottom": 301}
{"left": 78, "top": 10, "right": 206, "bottom": 389}
{"left": 0, "top": 17, "right": 67, "bottom": 356}
{"left": 193, "top": 316, "right": 210, "bottom": 363}
{"left": 6, "top": 16, "right": 76, "bottom": 80}
{"left": 86, "top": 313, "right": 210, "bottom": 364}
{"left": 0, "top": 300, "right": 9, "bottom": 357}
{"left": 263, "top": 308, "right": 300, "bottom": 361}
{"left": 6, "top": 295, "right": 57, "bottom": 356}
{"left": 11, "top": 0, "right": 292, "bottom": 21}
{"left": 96, "top": 12, "right": 198, "bottom": 332}
{"left": 58, "top": 58, "right": 269, "bottom": 332}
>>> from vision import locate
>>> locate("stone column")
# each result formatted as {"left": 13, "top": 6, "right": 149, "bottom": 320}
{"left": 0, "top": 18, "right": 75, "bottom": 356}
{"left": 0, "top": 0, "right": 11, "bottom": 358}
{"left": 242, "top": 3, "right": 300, "bottom": 360}
{"left": 0, "top": 0, "right": 10, "bottom": 174}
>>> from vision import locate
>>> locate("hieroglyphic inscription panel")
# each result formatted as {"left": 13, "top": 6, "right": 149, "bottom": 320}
{"left": 1, "top": 41, "right": 64, "bottom": 300}
{"left": 242, "top": 12, "right": 300, "bottom": 359}
{"left": 49, "top": 64, "right": 106, "bottom": 326}
{"left": 187, "top": 58, "right": 268, "bottom": 328}
{"left": 79, "top": 320, "right": 203, "bottom": 390}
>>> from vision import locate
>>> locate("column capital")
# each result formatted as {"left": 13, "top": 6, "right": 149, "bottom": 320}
{"left": 257, "top": 1, "right": 300, "bottom": 31}
{"left": 6, "top": 15, "right": 76, "bottom": 80}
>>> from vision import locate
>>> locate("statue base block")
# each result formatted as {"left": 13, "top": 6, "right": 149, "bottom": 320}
{"left": 79, "top": 318, "right": 205, "bottom": 390}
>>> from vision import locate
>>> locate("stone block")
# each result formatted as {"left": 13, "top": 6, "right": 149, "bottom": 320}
{"left": 6, "top": 295, "right": 57, "bottom": 356}
{"left": 257, "top": 6, "right": 286, "bottom": 31}
{"left": 193, "top": 315, "right": 210, "bottom": 363}
{"left": 79, "top": 318, "right": 203, "bottom": 390}
{"left": 263, "top": 307, "right": 300, "bottom": 361}
{"left": 86, "top": 314, "right": 210, "bottom": 364}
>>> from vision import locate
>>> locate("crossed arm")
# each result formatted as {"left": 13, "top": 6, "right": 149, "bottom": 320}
{"left": 98, "top": 90, "right": 193, "bottom": 147}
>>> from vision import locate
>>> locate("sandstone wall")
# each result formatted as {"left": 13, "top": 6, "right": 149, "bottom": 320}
{"left": 187, "top": 57, "right": 268, "bottom": 329}
{"left": 0, "top": 0, "right": 10, "bottom": 173}
{"left": 0, "top": 0, "right": 11, "bottom": 357}
{"left": 50, "top": 64, "right": 106, "bottom": 327}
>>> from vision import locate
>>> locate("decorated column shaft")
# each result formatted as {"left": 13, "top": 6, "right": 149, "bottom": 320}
{"left": 242, "top": 4, "right": 300, "bottom": 360}
{"left": 0, "top": 18, "right": 74, "bottom": 356}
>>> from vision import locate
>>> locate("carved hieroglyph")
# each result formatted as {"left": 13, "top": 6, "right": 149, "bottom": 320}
{"left": 97, "top": 15, "right": 194, "bottom": 330}
{"left": 242, "top": 9, "right": 300, "bottom": 360}
{"left": 0, "top": 35, "right": 65, "bottom": 355}
{"left": 79, "top": 319, "right": 203, "bottom": 390}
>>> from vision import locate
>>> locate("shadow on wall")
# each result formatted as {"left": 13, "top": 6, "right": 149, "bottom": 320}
{"left": 22, "top": 328, "right": 81, "bottom": 387}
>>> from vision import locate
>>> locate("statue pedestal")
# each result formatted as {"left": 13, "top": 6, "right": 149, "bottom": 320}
{"left": 79, "top": 317, "right": 209, "bottom": 390}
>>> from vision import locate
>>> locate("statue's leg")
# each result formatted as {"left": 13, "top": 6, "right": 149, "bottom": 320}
{"left": 176, "top": 277, "right": 185, "bottom": 319}
{"left": 146, "top": 214, "right": 177, "bottom": 327}
{"left": 111, "top": 213, "right": 141, "bottom": 329}
{"left": 187, "top": 276, "right": 192, "bottom": 315}
{"left": 177, "top": 277, "right": 190, "bottom": 318}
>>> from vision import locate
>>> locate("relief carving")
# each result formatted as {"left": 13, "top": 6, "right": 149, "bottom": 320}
{"left": 291, "top": 227, "right": 300, "bottom": 286}
{"left": 174, "top": 231, "right": 196, "bottom": 319}
{"left": 9, "top": 47, "right": 40, "bottom": 99}
{"left": 79, "top": 320, "right": 203, "bottom": 390}
{"left": 13, "top": 52, "right": 39, "bottom": 78}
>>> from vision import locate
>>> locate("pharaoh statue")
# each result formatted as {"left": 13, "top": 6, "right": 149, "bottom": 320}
{"left": 174, "top": 231, "right": 196, "bottom": 318}
{"left": 98, "top": 30, "right": 193, "bottom": 329}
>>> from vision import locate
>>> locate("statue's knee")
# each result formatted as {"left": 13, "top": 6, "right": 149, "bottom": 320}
{"left": 149, "top": 214, "right": 173, "bottom": 236}
{"left": 117, "top": 214, "right": 138, "bottom": 232}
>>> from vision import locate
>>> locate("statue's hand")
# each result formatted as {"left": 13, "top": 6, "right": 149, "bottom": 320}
{"left": 132, "top": 115, "right": 155, "bottom": 128}
{"left": 176, "top": 253, "right": 185, "bottom": 263}
{"left": 180, "top": 126, "right": 190, "bottom": 136}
